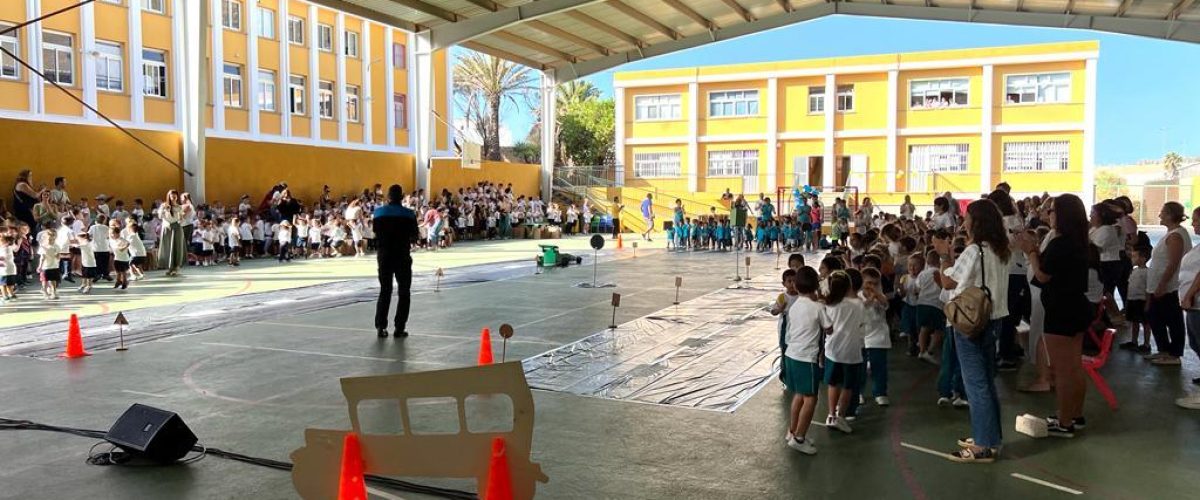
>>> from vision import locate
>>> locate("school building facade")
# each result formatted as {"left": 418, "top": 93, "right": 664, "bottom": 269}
{"left": 613, "top": 41, "right": 1099, "bottom": 209}
{"left": 0, "top": 0, "right": 540, "bottom": 208}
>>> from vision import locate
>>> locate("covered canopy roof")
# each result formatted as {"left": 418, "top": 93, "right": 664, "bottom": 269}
{"left": 320, "top": 0, "right": 1199, "bottom": 80}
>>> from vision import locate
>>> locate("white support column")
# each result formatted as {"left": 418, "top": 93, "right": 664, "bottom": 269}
{"left": 414, "top": 31, "right": 435, "bottom": 195}
{"left": 443, "top": 46, "right": 454, "bottom": 154}
{"left": 1082, "top": 57, "right": 1098, "bottom": 205}
{"left": 335, "top": 12, "right": 347, "bottom": 143}
{"left": 171, "top": 0, "right": 184, "bottom": 127}
{"left": 278, "top": 0, "right": 290, "bottom": 137}
{"left": 384, "top": 28, "right": 395, "bottom": 147}
{"left": 540, "top": 69, "right": 557, "bottom": 200}
{"left": 823, "top": 73, "right": 835, "bottom": 187}
{"left": 980, "top": 64, "right": 994, "bottom": 196}
{"left": 308, "top": 4, "right": 319, "bottom": 140}
{"left": 128, "top": 0, "right": 145, "bottom": 123}
{"left": 687, "top": 81, "right": 699, "bottom": 193}
{"left": 25, "top": 0, "right": 42, "bottom": 114}
{"left": 614, "top": 86, "right": 625, "bottom": 187}
{"left": 766, "top": 77, "right": 778, "bottom": 192}
{"left": 80, "top": 0, "right": 97, "bottom": 120}
{"left": 360, "top": 21, "right": 371, "bottom": 145}
{"left": 182, "top": 0, "right": 209, "bottom": 201}
{"left": 885, "top": 69, "right": 898, "bottom": 193}
{"left": 210, "top": 0, "right": 224, "bottom": 131}
{"left": 247, "top": 0, "right": 260, "bottom": 135}
{"left": 407, "top": 32, "right": 416, "bottom": 151}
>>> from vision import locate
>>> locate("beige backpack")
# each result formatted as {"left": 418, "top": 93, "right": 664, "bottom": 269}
{"left": 943, "top": 244, "right": 993, "bottom": 338}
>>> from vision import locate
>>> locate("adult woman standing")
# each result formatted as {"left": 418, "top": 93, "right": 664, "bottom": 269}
{"left": 1020, "top": 199, "right": 1055, "bottom": 393}
{"left": 855, "top": 197, "right": 874, "bottom": 234}
{"left": 1177, "top": 208, "right": 1200, "bottom": 409}
{"left": 12, "top": 170, "right": 39, "bottom": 231}
{"left": 1019, "top": 194, "right": 1094, "bottom": 437}
{"left": 32, "top": 190, "right": 58, "bottom": 233}
{"left": 1145, "top": 202, "right": 1192, "bottom": 366}
{"left": 158, "top": 190, "right": 185, "bottom": 276}
{"left": 934, "top": 199, "right": 1011, "bottom": 463}
{"left": 900, "top": 195, "right": 916, "bottom": 220}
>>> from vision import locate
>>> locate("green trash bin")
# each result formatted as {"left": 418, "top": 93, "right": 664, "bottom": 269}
{"left": 539, "top": 244, "right": 559, "bottom": 267}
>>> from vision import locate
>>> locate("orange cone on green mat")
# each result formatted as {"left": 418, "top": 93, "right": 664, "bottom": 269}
{"left": 484, "top": 437, "right": 513, "bottom": 500}
{"left": 478, "top": 327, "right": 494, "bottom": 365}
{"left": 60, "top": 314, "right": 90, "bottom": 359}
{"left": 337, "top": 432, "right": 367, "bottom": 500}
{"left": 617, "top": 233, "right": 623, "bottom": 249}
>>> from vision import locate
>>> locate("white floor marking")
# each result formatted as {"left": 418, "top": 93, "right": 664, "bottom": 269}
{"left": 201, "top": 341, "right": 415, "bottom": 363}
{"left": 1010, "top": 473, "right": 1084, "bottom": 495}
{"left": 366, "top": 487, "right": 406, "bottom": 500}
{"left": 255, "top": 321, "right": 560, "bottom": 345}
{"left": 121, "top": 389, "right": 168, "bottom": 398}
{"left": 182, "top": 309, "right": 224, "bottom": 318}
{"left": 262, "top": 299, "right": 296, "bottom": 305}
{"left": 514, "top": 287, "right": 655, "bottom": 329}
{"left": 899, "top": 441, "right": 951, "bottom": 459}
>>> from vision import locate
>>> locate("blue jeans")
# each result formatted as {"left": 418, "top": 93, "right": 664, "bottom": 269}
{"left": 954, "top": 321, "right": 1003, "bottom": 449}
{"left": 864, "top": 348, "right": 888, "bottom": 397}
{"left": 937, "top": 331, "right": 964, "bottom": 398}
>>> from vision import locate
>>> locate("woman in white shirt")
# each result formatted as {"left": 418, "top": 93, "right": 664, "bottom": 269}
{"left": 933, "top": 199, "right": 1011, "bottom": 463}
{"left": 1146, "top": 202, "right": 1192, "bottom": 366}
{"left": 931, "top": 197, "right": 956, "bottom": 231}
{"left": 1176, "top": 207, "right": 1200, "bottom": 409}
{"left": 158, "top": 190, "right": 185, "bottom": 277}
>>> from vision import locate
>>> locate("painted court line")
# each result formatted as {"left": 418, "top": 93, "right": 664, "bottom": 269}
{"left": 366, "top": 486, "right": 406, "bottom": 500}
{"left": 121, "top": 390, "right": 169, "bottom": 398}
{"left": 201, "top": 342, "right": 403, "bottom": 363}
{"left": 1010, "top": 473, "right": 1084, "bottom": 495}
{"left": 900, "top": 441, "right": 949, "bottom": 459}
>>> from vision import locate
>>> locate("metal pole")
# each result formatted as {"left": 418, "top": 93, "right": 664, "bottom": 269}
{"left": 116, "top": 325, "right": 127, "bottom": 352}
{"left": 592, "top": 249, "right": 598, "bottom": 287}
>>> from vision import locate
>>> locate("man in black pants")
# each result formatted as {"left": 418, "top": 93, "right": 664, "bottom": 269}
{"left": 373, "top": 185, "right": 419, "bottom": 338}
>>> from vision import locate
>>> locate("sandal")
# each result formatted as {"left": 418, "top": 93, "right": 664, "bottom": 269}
{"left": 947, "top": 447, "right": 996, "bottom": 463}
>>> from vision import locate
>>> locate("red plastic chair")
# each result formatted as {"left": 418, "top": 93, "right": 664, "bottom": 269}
{"left": 1083, "top": 299, "right": 1118, "bottom": 410}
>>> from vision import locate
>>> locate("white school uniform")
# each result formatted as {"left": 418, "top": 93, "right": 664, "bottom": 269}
{"left": 916, "top": 268, "right": 944, "bottom": 308}
{"left": 110, "top": 239, "right": 130, "bottom": 262}
{"left": 2, "top": 244, "right": 15, "bottom": 277}
{"left": 785, "top": 296, "right": 825, "bottom": 363}
{"left": 1127, "top": 267, "right": 1148, "bottom": 302}
{"left": 40, "top": 242, "right": 62, "bottom": 270}
{"left": 821, "top": 298, "right": 866, "bottom": 364}
{"left": 900, "top": 274, "right": 920, "bottom": 306}
{"left": 861, "top": 293, "right": 892, "bottom": 349}
{"left": 126, "top": 232, "right": 147, "bottom": 258}
{"left": 239, "top": 223, "right": 253, "bottom": 241}
{"left": 79, "top": 240, "right": 97, "bottom": 269}
{"left": 89, "top": 224, "right": 111, "bottom": 253}
{"left": 227, "top": 224, "right": 242, "bottom": 248}
{"left": 278, "top": 227, "right": 292, "bottom": 245}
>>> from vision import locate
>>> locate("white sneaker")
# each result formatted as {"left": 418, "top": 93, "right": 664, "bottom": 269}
{"left": 876, "top": 396, "right": 891, "bottom": 406}
{"left": 1176, "top": 395, "right": 1200, "bottom": 410}
{"left": 827, "top": 416, "right": 852, "bottom": 433}
{"left": 785, "top": 432, "right": 794, "bottom": 443}
{"left": 952, "top": 397, "right": 970, "bottom": 408}
{"left": 787, "top": 436, "right": 817, "bottom": 455}
{"left": 919, "top": 352, "right": 940, "bottom": 366}
{"left": 937, "top": 397, "right": 952, "bottom": 406}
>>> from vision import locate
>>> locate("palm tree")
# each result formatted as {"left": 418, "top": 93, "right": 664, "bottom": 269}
{"left": 1163, "top": 151, "right": 1184, "bottom": 181}
{"left": 454, "top": 52, "right": 537, "bottom": 161}
{"left": 557, "top": 80, "right": 600, "bottom": 110}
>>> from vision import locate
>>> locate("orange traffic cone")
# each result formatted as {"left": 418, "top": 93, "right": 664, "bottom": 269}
{"left": 478, "top": 327, "right": 494, "bottom": 365}
{"left": 337, "top": 432, "right": 367, "bottom": 500}
{"left": 617, "top": 233, "right": 624, "bottom": 249}
{"left": 60, "top": 314, "right": 90, "bottom": 359}
{"left": 484, "top": 437, "right": 513, "bottom": 500}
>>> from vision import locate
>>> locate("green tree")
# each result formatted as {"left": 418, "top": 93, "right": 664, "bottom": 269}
{"left": 454, "top": 52, "right": 537, "bottom": 161}
{"left": 1164, "top": 151, "right": 1184, "bottom": 181}
{"left": 1094, "top": 170, "right": 1127, "bottom": 202}
{"left": 558, "top": 99, "right": 615, "bottom": 166}
{"left": 557, "top": 80, "right": 601, "bottom": 110}
{"left": 511, "top": 141, "right": 540, "bottom": 164}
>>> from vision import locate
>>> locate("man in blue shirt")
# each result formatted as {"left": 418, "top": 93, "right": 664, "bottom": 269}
{"left": 640, "top": 193, "right": 655, "bottom": 242}
{"left": 373, "top": 185, "right": 419, "bottom": 338}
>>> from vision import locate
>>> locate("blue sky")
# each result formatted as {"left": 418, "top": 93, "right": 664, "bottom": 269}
{"left": 476, "top": 15, "right": 1200, "bottom": 165}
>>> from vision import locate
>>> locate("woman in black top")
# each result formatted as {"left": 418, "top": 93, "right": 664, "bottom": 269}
{"left": 12, "top": 170, "right": 39, "bottom": 232}
{"left": 1018, "top": 193, "right": 1093, "bottom": 437}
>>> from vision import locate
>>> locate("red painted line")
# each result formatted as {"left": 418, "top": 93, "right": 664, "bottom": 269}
{"left": 235, "top": 280, "right": 253, "bottom": 295}
{"left": 98, "top": 303, "right": 110, "bottom": 315}
{"left": 889, "top": 369, "right": 939, "bottom": 500}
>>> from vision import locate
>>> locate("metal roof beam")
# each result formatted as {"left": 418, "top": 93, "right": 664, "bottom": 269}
{"left": 1115, "top": 0, "right": 1134, "bottom": 17}
{"left": 526, "top": 19, "right": 611, "bottom": 56}
{"left": 608, "top": 0, "right": 680, "bottom": 39}
{"left": 430, "top": 0, "right": 606, "bottom": 48}
{"left": 462, "top": 0, "right": 501, "bottom": 11}
{"left": 1169, "top": 0, "right": 1197, "bottom": 19}
{"left": 307, "top": 0, "right": 417, "bottom": 32}
{"left": 490, "top": 30, "right": 579, "bottom": 63}
{"left": 386, "top": 0, "right": 461, "bottom": 23}
{"left": 661, "top": 0, "right": 716, "bottom": 30}
{"left": 719, "top": 0, "right": 755, "bottom": 22}
{"left": 565, "top": 10, "right": 647, "bottom": 49}
{"left": 776, "top": 0, "right": 793, "bottom": 13}
{"left": 461, "top": 40, "right": 546, "bottom": 69}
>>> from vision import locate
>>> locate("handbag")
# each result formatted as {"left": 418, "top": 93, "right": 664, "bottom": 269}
{"left": 943, "top": 244, "right": 993, "bottom": 338}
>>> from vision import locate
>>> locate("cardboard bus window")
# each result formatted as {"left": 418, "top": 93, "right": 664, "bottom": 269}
{"left": 406, "top": 397, "right": 460, "bottom": 435}
{"left": 465, "top": 394, "right": 515, "bottom": 433}
{"left": 354, "top": 399, "right": 405, "bottom": 435}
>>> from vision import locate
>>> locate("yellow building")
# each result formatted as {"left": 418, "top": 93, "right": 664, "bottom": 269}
{"left": 0, "top": 0, "right": 478, "bottom": 206}
{"left": 614, "top": 41, "right": 1099, "bottom": 209}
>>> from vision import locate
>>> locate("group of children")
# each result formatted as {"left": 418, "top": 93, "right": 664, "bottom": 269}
{"left": 0, "top": 213, "right": 149, "bottom": 301}
{"left": 665, "top": 216, "right": 826, "bottom": 253}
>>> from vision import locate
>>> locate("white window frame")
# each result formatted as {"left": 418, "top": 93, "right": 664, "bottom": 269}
{"left": 1005, "top": 72, "right": 1071, "bottom": 105}
{"left": 318, "top": 80, "right": 334, "bottom": 119}
{"left": 289, "top": 74, "right": 305, "bottom": 115}
{"left": 807, "top": 86, "right": 824, "bottom": 114}
{"left": 222, "top": 63, "right": 243, "bottom": 108}
{"left": 393, "top": 93, "right": 406, "bottom": 129}
{"left": 707, "top": 150, "right": 758, "bottom": 178}
{"left": 287, "top": 16, "right": 305, "bottom": 46}
{"left": 392, "top": 42, "right": 406, "bottom": 69}
{"left": 909, "top": 78, "right": 969, "bottom": 110}
{"left": 221, "top": 0, "right": 243, "bottom": 32}
{"left": 708, "top": 90, "right": 759, "bottom": 118}
{"left": 633, "top": 152, "right": 681, "bottom": 178}
{"left": 143, "top": 0, "right": 166, "bottom": 15}
{"left": 836, "top": 84, "right": 854, "bottom": 112}
{"left": 142, "top": 48, "right": 168, "bottom": 98}
{"left": 317, "top": 24, "right": 334, "bottom": 52}
{"left": 95, "top": 40, "right": 124, "bottom": 92}
{"left": 908, "top": 144, "right": 969, "bottom": 173}
{"left": 345, "top": 84, "right": 359, "bottom": 122}
{"left": 633, "top": 94, "right": 681, "bottom": 121}
{"left": 344, "top": 31, "right": 359, "bottom": 58}
{"left": 257, "top": 69, "right": 276, "bottom": 112}
{"left": 0, "top": 23, "right": 19, "bottom": 80}
{"left": 42, "top": 31, "right": 74, "bottom": 86}
{"left": 1003, "top": 141, "right": 1070, "bottom": 172}
{"left": 257, "top": 7, "right": 276, "bottom": 40}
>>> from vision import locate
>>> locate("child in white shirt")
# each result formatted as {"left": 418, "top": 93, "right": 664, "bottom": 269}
{"left": 898, "top": 253, "right": 923, "bottom": 355}
{"left": 276, "top": 221, "right": 293, "bottom": 262}
{"left": 859, "top": 268, "right": 892, "bottom": 407}
{"left": 1121, "top": 245, "right": 1151, "bottom": 351}
{"left": 122, "top": 220, "right": 147, "bottom": 280}
{"left": 820, "top": 270, "right": 865, "bottom": 434}
{"left": 307, "top": 224, "right": 322, "bottom": 259}
{"left": 783, "top": 266, "right": 824, "bottom": 455}
{"left": 226, "top": 217, "right": 242, "bottom": 266}
{"left": 40, "top": 227, "right": 63, "bottom": 299}
{"left": 915, "top": 251, "right": 946, "bottom": 365}
{"left": 109, "top": 227, "right": 131, "bottom": 290}
{"left": 77, "top": 232, "right": 96, "bottom": 294}
{"left": 0, "top": 234, "right": 16, "bottom": 301}
{"left": 239, "top": 220, "right": 254, "bottom": 258}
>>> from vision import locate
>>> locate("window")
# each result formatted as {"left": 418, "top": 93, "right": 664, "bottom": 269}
{"left": 257, "top": 7, "right": 275, "bottom": 39}
{"left": 909, "top": 144, "right": 969, "bottom": 173}
{"left": 289, "top": 74, "right": 305, "bottom": 115}
{"left": 807, "top": 86, "right": 824, "bottom": 113}
{"left": 345, "top": 85, "right": 360, "bottom": 122}
{"left": 318, "top": 80, "right": 334, "bottom": 119}
{"left": 910, "top": 78, "right": 968, "bottom": 109}
{"left": 393, "top": 93, "right": 406, "bottom": 129}
{"left": 0, "top": 23, "right": 18, "bottom": 80}
{"left": 1003, "top": 141, "right": 1070, "bottom": 172}
{"left": 1005, "top": 72, "right": 1070, "bottom": 104}
{"left": 344, "top": 31, "right": 359, "bottom": 58}
{"left": 94, "top": 41, "right": 124, "bottom": 92}
{"left": 42, "top": 31, "right": 74, "bottom": 85}
{"left": 633, "top": 152, "right": 681, "bottom": 178}
{"left": 708, "top": 90, "right": 758, "bottom": 118}
{"left": 221, "top": 0, "right": 242, "bottom": 31}
{"left": 257, "top": 69, "right": 276, "bottom": 111}
{"left": 317, "top": 24, "right": 333, "bottom": 52}
{"left": 836, "top": 84, "right": 854, "bottom": 112}
{"left": 143, "top": 0, "right": 166, "bottom": 14}
{"left": 392, "top": 42, "right": 406, "bottom": 69}
{"left": 633, "top": 94, "right": 680, "bottom": 121}
{"left": 287, "top": 16, "right": 305, "bottom": 45}
{"left": 142, "top": 49, "right": 168, "bottom": 98}
{"left": 222, "top": 63, "right": 243, "bottom": 107}
{"left": 707, "top": 150, "right": 758, "bottom": 177}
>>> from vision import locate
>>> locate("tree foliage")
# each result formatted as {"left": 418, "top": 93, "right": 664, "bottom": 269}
{"left": 453, "top": 53, "right": 537, "bottom": 161}
{"left": 558, "top": 98, "right": 615, "bottom": 167}
{"left": 511, "top": 141, "right": 540, "bottom": 164}
{"left": 1094, "top": 170, "right": 1127, "bottom": 202}
{"left": 1163, "top": 151, "right": 1184, "bottom": 181}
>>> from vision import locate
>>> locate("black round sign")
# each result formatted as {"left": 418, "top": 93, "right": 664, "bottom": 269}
{"left": 590, "top": 234, "right": 605, "bottom": 250}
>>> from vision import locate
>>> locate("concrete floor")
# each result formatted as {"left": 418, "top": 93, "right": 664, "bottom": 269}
{"left": 2, "top": 242, "right": 1199, "bottom": 499}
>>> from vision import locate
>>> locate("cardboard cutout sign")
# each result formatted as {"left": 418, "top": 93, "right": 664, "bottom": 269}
{"left": 114, "top": 312, "right": 129, "bottom": 326}
{"left": 611, "top": 293, "right": 622, "bottom": 307}
{"left": 291, "top": 362, "right": 548, "bottom": 499}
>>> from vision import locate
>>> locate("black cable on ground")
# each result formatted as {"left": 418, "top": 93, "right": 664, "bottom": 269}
{"left": 1, "top": 418, "right": 477, "bottom": 499}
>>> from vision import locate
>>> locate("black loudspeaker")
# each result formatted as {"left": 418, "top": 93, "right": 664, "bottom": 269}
{"left": 105, "top": 404, "right": 198, "bottom": 463}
